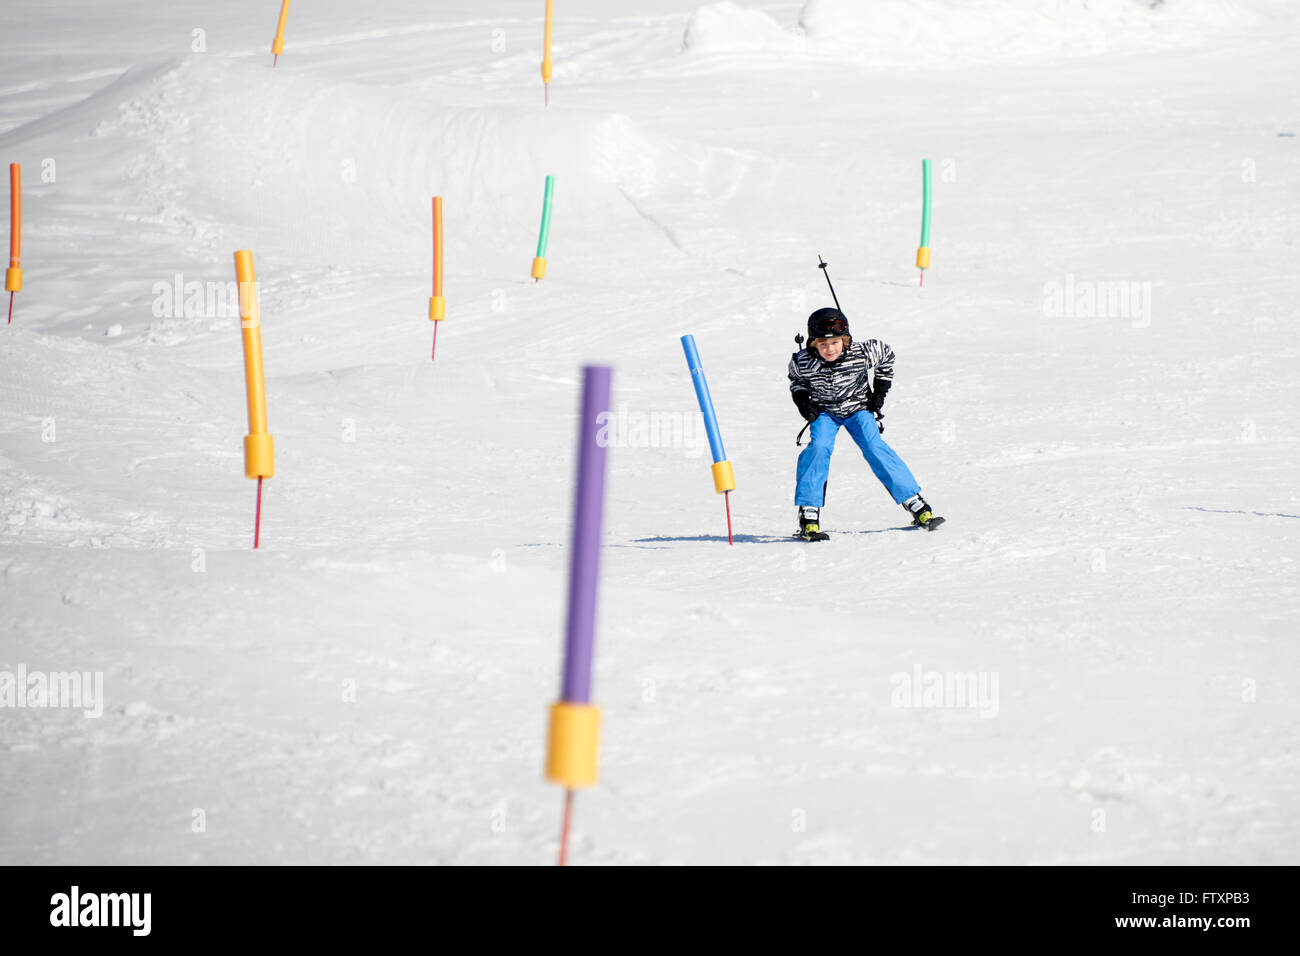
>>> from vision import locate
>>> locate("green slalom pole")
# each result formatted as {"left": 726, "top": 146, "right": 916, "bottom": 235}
{"left": 916, "top": 158, "right": 932, "bottom": 286}
{"left": 531, "top": 174, "right": 555, "bottom": 282}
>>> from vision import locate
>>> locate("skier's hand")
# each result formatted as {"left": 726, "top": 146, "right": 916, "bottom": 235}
{"left": 874, "top": 410, "right": 884, "bottom": 434}
{"left": 794, "top": 391, "right": 819, "bottom": 422}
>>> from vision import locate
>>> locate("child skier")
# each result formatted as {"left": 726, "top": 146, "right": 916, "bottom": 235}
{"left": 788, "top": 307, "right": 943, "bottom": 541}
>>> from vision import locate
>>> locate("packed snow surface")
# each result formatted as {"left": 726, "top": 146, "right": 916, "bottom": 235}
{"left": 1, "top": 0, "right": 1298, "bottom": 864}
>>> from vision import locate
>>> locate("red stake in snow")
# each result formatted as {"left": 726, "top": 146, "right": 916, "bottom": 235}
{"left": 557, "top": 789, "right": 574, "bottom": 866}
{"left": 254, "top": 478, "right": 264, "bottom": 548}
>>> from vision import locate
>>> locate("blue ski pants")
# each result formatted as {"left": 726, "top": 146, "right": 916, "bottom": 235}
{"left": 795, "top": 409, "right": 921, "bottom": 508}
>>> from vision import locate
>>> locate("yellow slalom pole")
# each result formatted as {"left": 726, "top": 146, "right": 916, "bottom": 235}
{"left": 272, "top": 0, "right": 291, "bottom": 67}
{"left": 429, "top": 196, "right": 445, "bottom": 360}
{"left": 234, "top": 250, "right": 275, "bottom": 548}
{"left": 541, "top": 0, "right": 554, "bottom": 106}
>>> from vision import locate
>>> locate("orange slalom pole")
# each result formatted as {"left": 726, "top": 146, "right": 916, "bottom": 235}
{"left": 541, "top": 0, "right": 554, "bottom": 106}
{"left": 429, "top": 196, "right": 445, "bottom": 360}
{"left": 6, "top": 164, "right": 20, "bottom": 324}
{"left": 272, "top": 0, "right": 291, "bottom": 67}
{"left": 234, "top": 250, "right": 275, "bottom": 548}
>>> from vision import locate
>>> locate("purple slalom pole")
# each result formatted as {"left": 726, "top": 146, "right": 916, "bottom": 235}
{"left": 562, "top": 364, "right": 611, "bottom": 703}
{"left": 547, "top": 364, "right": 612, "bottom": 866}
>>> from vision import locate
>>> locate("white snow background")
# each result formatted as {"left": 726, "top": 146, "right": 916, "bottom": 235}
{"left": 1, "top": 0, "right": 1297, "bottom": 865}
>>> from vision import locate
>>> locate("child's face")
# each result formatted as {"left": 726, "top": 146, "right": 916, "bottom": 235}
{"left": 814, "top": 337, "right": 845, "bottom": 361}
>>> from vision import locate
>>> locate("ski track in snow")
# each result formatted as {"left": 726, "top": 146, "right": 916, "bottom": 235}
{"left": 1, "top": 0, "right": 1298, "bottom": 865}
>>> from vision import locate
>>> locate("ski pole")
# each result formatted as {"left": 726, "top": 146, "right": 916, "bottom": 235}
{"left": 793, "top": 328, "right": 811, "bottom": 445}
{"left": 817, "top": 255, "right": 841, "bottom": 313}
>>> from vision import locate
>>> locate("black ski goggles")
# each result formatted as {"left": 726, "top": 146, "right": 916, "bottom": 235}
{"left": 811, "top": 316, "right": 848, "bottom": 338}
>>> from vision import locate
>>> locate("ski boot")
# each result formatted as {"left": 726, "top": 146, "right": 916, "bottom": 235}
{"left": 797, "top": 506, "right": 829, "bottom": 542}
{"left": 904, "top": 495, "right": 945, "bottom": 531}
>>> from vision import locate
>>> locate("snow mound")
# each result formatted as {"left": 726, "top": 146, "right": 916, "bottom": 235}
{"left": 682, "top": 2, "right": 795, "bottom": 53}
{"left": 25, "top": 56, "right": 762, "bottom": 280}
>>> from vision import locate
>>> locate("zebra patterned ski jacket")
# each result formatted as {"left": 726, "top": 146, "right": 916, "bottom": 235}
{"left": 788, "top": 339, "right": 894, "bottom": 418}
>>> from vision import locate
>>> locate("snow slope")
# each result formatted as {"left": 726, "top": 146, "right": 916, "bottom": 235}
{"left": 1, "top": 0, "right": 1298, "bottom": 864}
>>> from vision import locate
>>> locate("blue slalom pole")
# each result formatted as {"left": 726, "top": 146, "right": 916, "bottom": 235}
{"left": 680, "top": 334, "right": 735, "bottom": 544}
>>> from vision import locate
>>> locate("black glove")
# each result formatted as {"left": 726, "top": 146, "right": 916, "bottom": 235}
{"left": 874, "top": 409, "right": 884, "bottom": 434}
{"left": 793, "top": 391, "right": 819, "bottom": 422}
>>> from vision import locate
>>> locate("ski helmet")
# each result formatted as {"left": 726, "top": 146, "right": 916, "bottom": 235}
{"left": 807, "top": 307, "right": 851, "bottom": 347}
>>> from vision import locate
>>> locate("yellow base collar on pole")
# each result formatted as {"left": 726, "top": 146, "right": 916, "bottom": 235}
{"left": 915, "top": 247, "right": 931, "bottom": 270}
{"left": 545, "top": 701, "right": 601, "bottom": 788}
{"left": 244, "top": 433, "right": 275, "bottom": 479}
{"left": 429, "top": 296, "right": 445, "bottom": 321}
{"left": 4, "top": 267, "right": 20, "bottom": 293}
{"left": 711, "top": 460, "right": 735, "bottom": 494}
{"left": 531, "top": 257, "right": 547, "bottom": 281}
